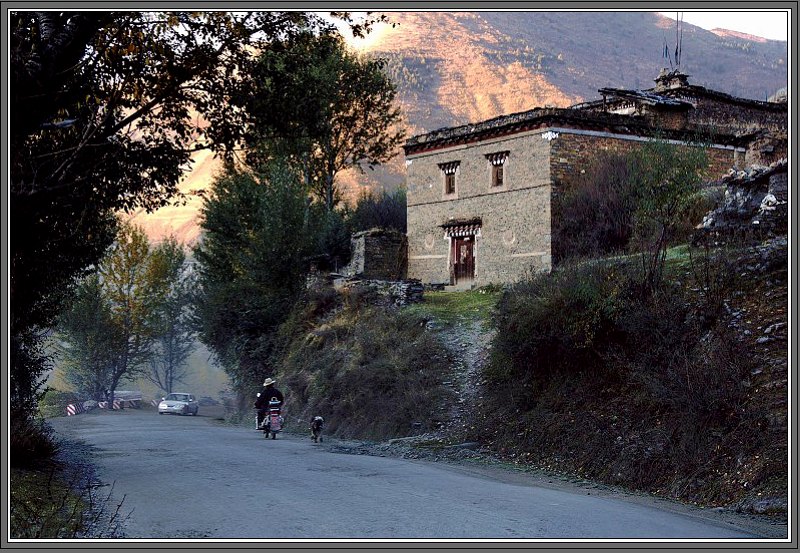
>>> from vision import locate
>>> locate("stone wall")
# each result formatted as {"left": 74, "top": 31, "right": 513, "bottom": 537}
{"left": 549, "top": 130, "right": 740, "bottom": 192}
{"left": 745, "top": 133, "right": 788, "bottom": 167}
{"left": 643, "top": 109, "right": 688, "bottom": 131}
{"left": 335, "top": 278, "right": 424, "bottom": 307}
{"left": 406, "top": 131, "right": 552, "bottom": 285}
{"left": 342, "top": 228, "right": 407, "bottom": 280}
{"left": 686, "top": 97, "right": 786, "bottom": 135}
{"left": 694, "top": 159, "right": 788, "bottom": 245}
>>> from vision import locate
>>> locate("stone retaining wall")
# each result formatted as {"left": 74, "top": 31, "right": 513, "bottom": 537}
{"left": 335, "top": 277, "right": 424, "bottom": 307}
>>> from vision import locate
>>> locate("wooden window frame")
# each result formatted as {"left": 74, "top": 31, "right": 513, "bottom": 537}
{"left": 438, "top": 161, "right": 460, "bottom": 197}
{"left": 485, "top": 151, "right": 510, "bottom": 188}
{"left": 491, "top": 164, "right": 504, "bottom": 187}
{"left": 445, "top": 173, "right": 456, "bottom": 195}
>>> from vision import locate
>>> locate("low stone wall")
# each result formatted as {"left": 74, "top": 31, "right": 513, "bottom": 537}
{"left": 335, "top": 277, "right": 424, "bottom": 307}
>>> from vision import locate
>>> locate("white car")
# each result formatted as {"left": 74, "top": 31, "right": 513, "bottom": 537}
{"left": 158, "top": 393, "right": 199, "bottom": 416}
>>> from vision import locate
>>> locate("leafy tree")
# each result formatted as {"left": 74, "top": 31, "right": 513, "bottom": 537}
{"left": 629, "top": 137, "right": 709, "bottom": 293}
{"left": 145, "top": 237, "right": 196, "bottom": 395}
{"left": 314, "top": 210, "right": 353, "bottom": 273}
{"left": 57, "top": 222, "right": 180, "bottom": 402}
{"left": 347, "top": 187, "right": 407, "bottom": 234}
{"left": 58, "top": 274, "right": 121, "bottom": 401}
{"left": 9, "top": 10, "right": 392, "bottom": 420}
{"left": 242, "top": 32, "right": 406, "bottom": 211}
{"left": 11, "top": 11, "right": 323, "bottom": 328}
{"left": 99, "top": 222, "right": 168, "bottom": 401}
{"left": 9, "top": 11, "right": 337, "bottom": 417}
{"left": 193, "top": 163, "right": 321, "bottom": 403}
{"left": 552, "top": 152, "right": 636, "bottom": 262}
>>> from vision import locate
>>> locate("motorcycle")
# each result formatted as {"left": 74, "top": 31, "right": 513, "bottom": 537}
{"left": 255, "top": 397, "right": 283, "bottom": 439}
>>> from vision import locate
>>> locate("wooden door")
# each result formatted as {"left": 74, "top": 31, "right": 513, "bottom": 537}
{"left": 451, "top": 236, "right": 475, "bottom": 284}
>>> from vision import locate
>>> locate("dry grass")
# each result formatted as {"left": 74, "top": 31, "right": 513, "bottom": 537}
{"left": 274, "top": 286, "right": 456, "bottom": 440}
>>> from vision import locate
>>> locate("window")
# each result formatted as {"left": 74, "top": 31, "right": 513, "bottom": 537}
{"left": 485, "top": 151, "right": 509, "bottom": 187}
{"left": 445, "top": 173, "right": 456, "bottom": 194}
{"left": 438, "top": 161, "right": 460, "bottom": 195}
{"left": 492, "top": 164, "right": 504, "bottom": 187}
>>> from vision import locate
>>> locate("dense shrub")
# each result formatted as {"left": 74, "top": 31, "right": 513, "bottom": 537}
{"left": 483, "top": 256, "right": 757, "bottom": 504}
{"left": 487, "top": 260, "right": 631, "bottom": 398}
{"left": 11, "top": 330, "right": 62, "bottom": 466}
{"left": 11, "top": 408, "right": 57, "bottom": 468}
{"left": 11, "top": 466, "right": 127, "bottom": 538}
{"left": 38, "top": 389, "right": 85, "bottom": 419}
{"left": 274, "top": 287, "right": 454, "bottom": 440}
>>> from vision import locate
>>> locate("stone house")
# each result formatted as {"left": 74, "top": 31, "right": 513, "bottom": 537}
{"left": 403, "top": 70, "right": 787, "bottom": 287}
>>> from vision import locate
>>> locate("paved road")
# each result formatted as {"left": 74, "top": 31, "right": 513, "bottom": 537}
{"left": 49, "top": 409, "right": 771, "bottom": 540}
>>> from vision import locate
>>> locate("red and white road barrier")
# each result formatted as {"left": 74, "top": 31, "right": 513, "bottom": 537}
{"left": 65, "top": 391, "right": 142, "bottom": 415}
{"left": 98, "top": 400, "right": 122, "bottom": 410}
{"left": 66, "top": 403, "right": 85, "bottom": 416}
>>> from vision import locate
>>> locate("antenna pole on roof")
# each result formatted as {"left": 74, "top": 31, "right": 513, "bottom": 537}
{"left": 678, "top": 12, "right": 684, "bottom": 68}
{"left": 675, "top": 12, "right": 679, "bottom": 69}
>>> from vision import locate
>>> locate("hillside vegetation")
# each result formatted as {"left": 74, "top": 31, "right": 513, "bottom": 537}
{"left": 273, "top": 286, "right": 457, "bottom": 439}
{"left": 271, "top": 239, "right": 786, "bottom": 514}
{"left": 482, "top": 240, "right": 786, "bottom": 511}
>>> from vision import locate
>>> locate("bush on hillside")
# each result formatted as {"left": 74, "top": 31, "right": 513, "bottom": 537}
{"left": 274, "top": 287, "right": 454, "bottom": 440}
{"left": 483, "top": 257, "right": 758, "bottom": 504}
{"left": 486, "top": 260, "right": 631, "bottom": 400}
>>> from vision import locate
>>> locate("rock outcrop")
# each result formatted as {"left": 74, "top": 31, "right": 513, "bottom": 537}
{"left": 695, "top": 159, "right": 787, "bottom": 245}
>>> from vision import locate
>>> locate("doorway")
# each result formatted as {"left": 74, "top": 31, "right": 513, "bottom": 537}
{"left": 451, "top": 236, "right": 475, "bottom": 285}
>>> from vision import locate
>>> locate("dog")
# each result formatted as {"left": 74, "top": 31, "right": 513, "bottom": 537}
{"left": 310, "top": 416, "right": 324, "bottom": 443}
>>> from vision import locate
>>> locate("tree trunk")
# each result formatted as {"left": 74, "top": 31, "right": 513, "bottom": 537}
{"left": 325, "top": 172, "right": 334, "bottom": 212}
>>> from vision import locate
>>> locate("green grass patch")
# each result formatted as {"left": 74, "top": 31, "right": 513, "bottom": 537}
{"left": 664, "top": 244, "right": 694, "bottom": 274}
{"left": 404, "top": 288, "right": 502, "bottom": 327}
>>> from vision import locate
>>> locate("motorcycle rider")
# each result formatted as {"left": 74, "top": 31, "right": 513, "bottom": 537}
{"left": 255, "top": 377, "right": 284, "bottom": 429}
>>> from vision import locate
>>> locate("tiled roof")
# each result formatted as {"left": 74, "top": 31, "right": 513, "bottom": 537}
{"left": 657, "top": 84, "right": 787, "bottom": 111}
{"left": 404, "top": 107, "right": 747, "bottom": 155}
{"left": 585, "top": 84, "right": 787, "bottom": 113}
{"left": 596, "top": 88, "right": 694, "bottom": 108}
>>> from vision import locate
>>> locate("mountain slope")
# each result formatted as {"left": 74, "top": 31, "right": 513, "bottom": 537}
{"left": 366, "top": 11, "right": 786, "bottom": 131}
{"left": 133, "top": 11, "right": 788, "bottom": 245}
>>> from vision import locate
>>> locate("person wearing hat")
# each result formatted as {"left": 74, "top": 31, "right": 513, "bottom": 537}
{"left": 255, "top": 377, "right": 284, "bottom": 429}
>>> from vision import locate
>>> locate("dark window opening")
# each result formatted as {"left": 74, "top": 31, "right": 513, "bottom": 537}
{"left": 438, "top": 161, "right": 460, "bottom": 196}
{"left": 445, "top": 173, "right": 456, "bottom": 194}
{"left": 492, "top": 164, "right": 504, "bottom": 187}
